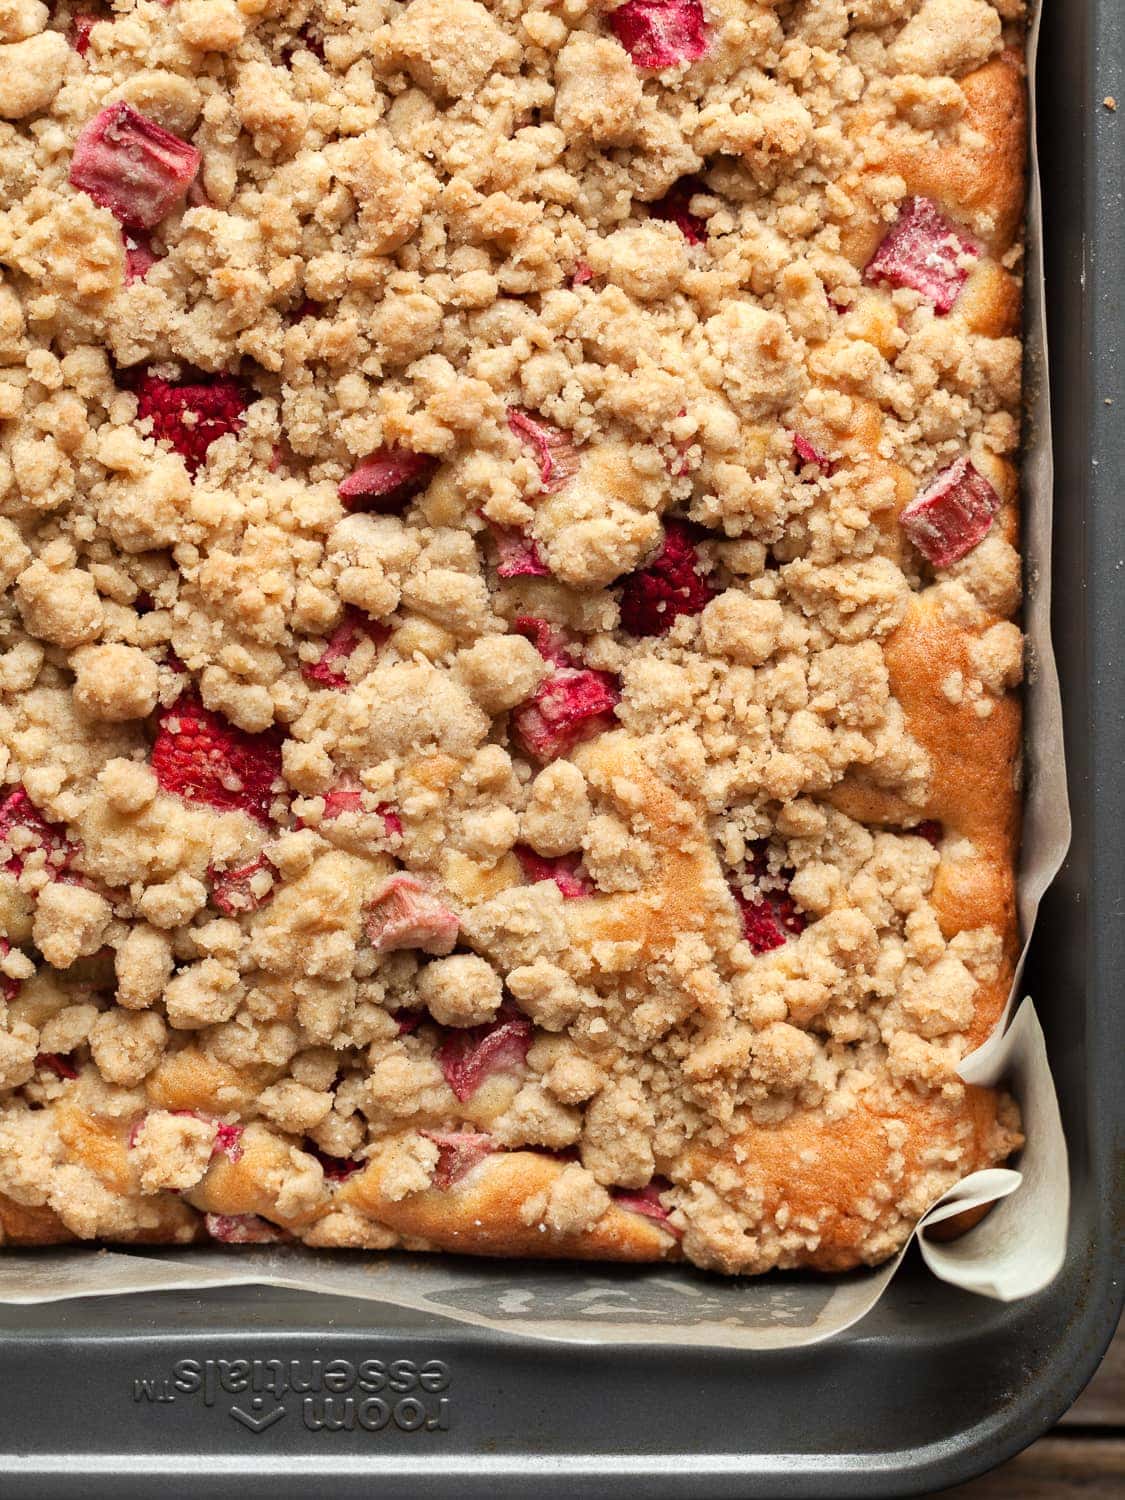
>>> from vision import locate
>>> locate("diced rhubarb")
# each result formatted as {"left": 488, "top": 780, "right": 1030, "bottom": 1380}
{"left": 609, "top": 0, "right": 709, "bottom": 69}
{"left": 864, "top": 196, "right": 979, "bottom": 315}
{"left": 421, "top": 1130, "right": 496, "bottom": 1190}
{"left": 731, "top": 843, "right": 806, "bottom": 956}
{"left": 208, "top": 854, "right": 275, "bottom": 916}
{"left": 337, "top": 446, "right": 437, "bottom": 511}
{"left": 123, "top": 229, "right": 159, "bottom": 283}
{"left": 301, "top": 609, "right": 389, "bottom": 689}
{"left": 648, "top": 177, "right": 708, "bottom": 245}
{"left": 213, "top": 1121, "right": 244, "bottom": 1162}
{"left": 612, "top": 1177, "right": 682, "bottom": 1237}
{"left": 151, "top": 695, "right": 282, "bottom": 824}
{"left": 321, "top": 787, "right": 363, "bottom": 820}
{"left": 396, "top": 1012, "right": 422, "bottom": 1036}
{"left": 899, "top": 456, "right": 1000, "bottom": 568}
{"left": 36, "top": 1053, "right": 78, "bottom": 1081}
{"left": 438, "top": 1015, "right": 533, "bottom": 1103}
{"left": 134, "top": 370, "right": 248, "bottom": 476}
{"left": 506, "top": 409, "right": 580, "bottom": 494}
{"left": 512, "top": 668, "right": 620, "bottom": 762}
{"left": 72, "top": 15, "right": 97, "bottom": 55}
{"left": 363, "top": 873, "right": 459, "bottom": 956}
{"left": 618, "top": 520, "right": 716, "bottom": 637}
{"left": 791, "top": 433, "right": 835, "bottom": 474}
{"left": 378, "top": 804, "right": 404, "bottom": 838}
{"left": 571, "top": 260, "right": 594, "bottom": 286}
{"left": 204, "top": 1213, "right": 286, "bottom": 1244}
{"left": 303, "top": 1143, "right": 362, "bottom": 1181}
{"left": 913, "top": 820, "right": 943, "bottom": 847}
{"left": 69, "top": 102, "right": 201, "bottom": 230}
{"left": 489, "top": 523, "right": 550, "bottom": 579}
{"left": 0, "top": 787, "right": 74, "bottom": 878}
{"left": 512, "top": 614, "right": 575, "bottom": 668}
{"left": 515, "top": 845, "right": 594, "bottom": 899}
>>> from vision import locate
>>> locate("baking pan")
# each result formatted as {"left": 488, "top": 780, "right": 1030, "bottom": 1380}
{"left": 0, "top": 0, "right": 1120, "bottom": 1493}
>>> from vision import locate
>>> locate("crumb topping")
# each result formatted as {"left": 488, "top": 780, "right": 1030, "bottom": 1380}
{"left": 0, "top": 0, "right": 1025, "bottom": 1272}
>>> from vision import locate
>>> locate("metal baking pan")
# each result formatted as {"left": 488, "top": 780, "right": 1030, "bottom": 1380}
{"left": 0, "top": 0, "right": 1120, "bottom": 1493}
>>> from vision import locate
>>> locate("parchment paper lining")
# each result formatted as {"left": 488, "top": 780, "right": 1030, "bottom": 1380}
{"left": 0, "top": 3, "right": 1069, "bottom": 1348}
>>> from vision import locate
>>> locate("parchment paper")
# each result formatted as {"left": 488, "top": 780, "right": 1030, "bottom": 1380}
{"left": 0, "top": 2, "right": 1070, "bottom": 1347}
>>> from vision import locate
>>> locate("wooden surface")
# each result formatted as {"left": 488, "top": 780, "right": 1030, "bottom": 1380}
{"left": 940, "top": 1317, "right": 1124, "bottom": 1496}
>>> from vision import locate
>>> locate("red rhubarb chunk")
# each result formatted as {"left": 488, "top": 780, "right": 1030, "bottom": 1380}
{"left": 301, "top": 609, "right": 388, "bottom": 689}
{"left": 571, "top": 260, "right": 594, "bottom": 286}
{"left": 612, "top": 1177, "right": 682, "bottom": 1236}
{"left": 363, "top": 873, "right": 459, "bottom": 956}
{"left": 618, "top": 520, "right": 716, "bottom": 637}
{"left": 213, "top": 1121, "right": 245, "bottom": 1162}
{"left": 123, "top": 229, "right": 159, "bottom": 283}
{"left": 204, "top": 1213, "right": 285, "bottom": 1244}
{"left": 512, "top": 614, "right": 575, "bottom": 668}
{"left": 731, "top": 848, "right": 806, "bottom": 956}
{"left": 337, "top": 447, "right": 437, "bottom": 511}
{"left": 208, "top": 855, "right": 275, "bottom": 916}
{"left": 321, "top": 787, "right": 363, "bottom": 820}
{"left": 36, "top": 1053, "right": 78, "bottom": 1081}
{"left": 438, "top": 1015, "right": 533, "bottom": 1103}
{"left": 913, "top": 820, "right": 943, "bottom": 847}
{"left": 507, "top": 409, "right": 580, "bottom": 494}
{"left": 72, "top": 15, "right": 97, "bottom": 55}
{"left": 791, "top": 433, "right": 835, "bottom": 474}
{"left": 900, "top": 456, "right": 1000, "bottom": 568}
{"left": 135, "top": 371, "right": 248, "bottom": 476}
{"left": 396, "top": 1012, "right": 422, "bottom": 1036}
{"left": 0, "top": 788, "right": 74, "bottom": 878}
{"left": 864, "top": 196, "right": 978, "bottom": 315}
{"left": 648, "top": 177, "right": 708, "bottom": 245}
{"left": 69, "top": 102, "right": 201, "bottom": 230}
{"left": 151, "top": 696, "right": 282, "bottom": 824}
{"left": 303, "top": 1143, "right": 362, "bottom": 1181}
{"left": 490, "top": 523, "right": 550, "bottom": 579}
{"left": 515, "top": 845, "right": 593, "bottom": 900}
{"left": 512, "top": 668, "right": 620, "bottom": 763}
{"left": 421, "top": 1130, "right": 496, "bottom": 1189}
{"left": 610, "top": 0, "right": 709, "bottom": 69}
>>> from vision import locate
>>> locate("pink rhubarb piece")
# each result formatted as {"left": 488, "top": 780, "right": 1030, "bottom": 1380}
{"left": 609, "top": 0, "right": 709, "bottom": 69}
{"left": 209, "top": 855, "right": 275, "bottom": 916}
{"left": 731, "top": 843, "right": 806, "bottom": 956}
{"left": 512, "top": 614, "right": 575, "bottom": 668}
{"left": 363, "top": 873, "right": 459, "bottom": 956}
{"left": 864, "top": 196, "right": 979, "bottom": 315}
{"left": 0, "top": 787, "right": 74, "bottom": 878}
{"left": 514, "top": 845, "right": 593, "bottom": 899}
{"left": 151, "top": 695, "right": 282, "bottom": 824}
{"left": 302, "top": 609, "right": 389, "bottom": 689}
{"left": 618, "top": 520, "right": 715, "bottom": 636}
{"left": 489, "top": 523, "right": 550, "bottom": 579}
{"left": 913, "top": 820, "right": 943, "bottom": 847}
{"left": 71, "top": 15, "right": 97, "bottom": 55}
{"left": 123, "top": 229, "right": 159, "bottom": 283}
{"left": 506, "top": 409, "right": 581, "bottom": 494}
{"left": 337, "top": 446, "right": 437, "bottom": 511}
{"left": 648, "top": 177, "right": 708, "bottom": 244}
{"left": 612, "top": 1177, "right": 682, "bottom": 1237}
{"left": 69, "top": 102, "right": 201, "bottom": 230}
{"left": 899, "top": 456, "right": 1000, "bottom": 568}
{"left": 421, "top": 1130, "right": 496, "bottom": 1189}
{"left": 791, "top": 433, "right": 835, "bottom": 474}
{"left": 512, "top": 668, "right": 620, "bottom": 762}
{"left": 303, "top": 1143, "right": 362, "bottom": 1181}
{"left": 36, "top": 1053, "right": 78, "bottom": 1081}
{"left": 204, "top": 1213, "right": 286, "bottom": 1244}
{"left": 135, "top": 371, "right": 248, "bottom": 476}
{"left": 438, "top": 1015, "right": 533, "bottom": 1103}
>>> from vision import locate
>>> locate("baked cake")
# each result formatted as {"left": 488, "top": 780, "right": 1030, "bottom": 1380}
{"left": 0, "top": 0, "right": 1026, "bottom": 1273}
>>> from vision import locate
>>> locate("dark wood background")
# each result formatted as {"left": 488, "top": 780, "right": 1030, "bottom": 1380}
{"left": 941, "top": 1319, "right": 1124, "bottom": 1497}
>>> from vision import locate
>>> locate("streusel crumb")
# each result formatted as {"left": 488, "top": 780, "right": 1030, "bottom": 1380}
{"left": 0, "top": 0, "right": 1026, "bottom": 1272}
